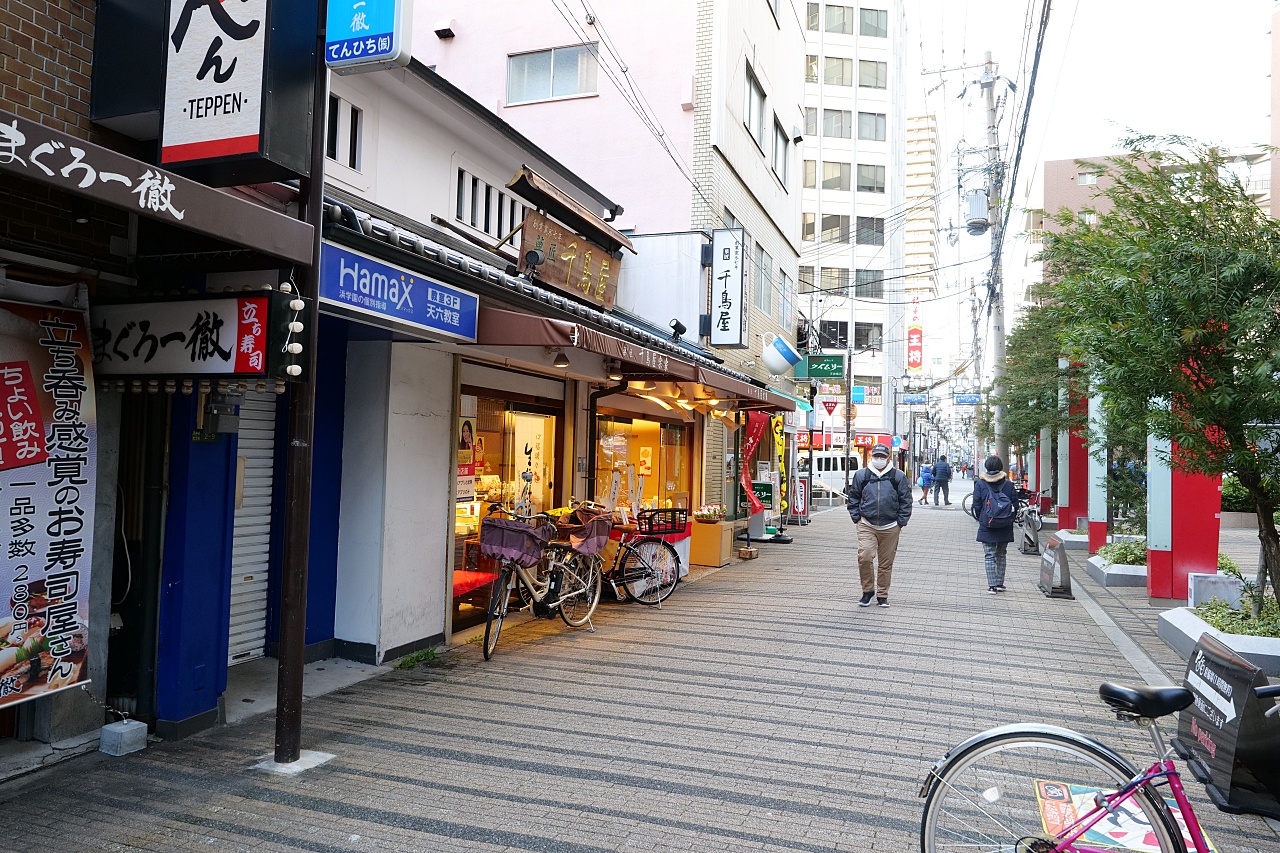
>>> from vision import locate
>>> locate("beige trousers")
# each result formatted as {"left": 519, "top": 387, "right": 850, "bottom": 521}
{"left": 857, "top": 522, "right": 901, "bottom": 596}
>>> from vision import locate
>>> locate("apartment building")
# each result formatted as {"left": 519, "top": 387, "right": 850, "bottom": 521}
{"left": 797, "top": 1, "right": 906, "bottom": 460}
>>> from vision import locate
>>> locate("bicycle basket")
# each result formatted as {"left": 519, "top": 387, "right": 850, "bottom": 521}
{"left": 479, "top": 516, "right": 554, "bottom": 568}
{"left": 557, "top": 513, "right": 614, "bottom": 557}
{"left": 637, "top": 508, "right": 687, "bottom": 535}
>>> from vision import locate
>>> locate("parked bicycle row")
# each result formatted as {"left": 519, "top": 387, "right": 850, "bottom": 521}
{"left": 477, "top": 501, "right": 685, "bottom": 659}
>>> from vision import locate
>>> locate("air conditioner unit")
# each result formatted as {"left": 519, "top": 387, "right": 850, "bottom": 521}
{"left": 965, "top": 188, "right": 990, "bottom": 236}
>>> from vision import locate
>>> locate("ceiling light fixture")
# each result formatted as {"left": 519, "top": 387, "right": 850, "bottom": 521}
{"left": 606, "top": 359, "right": 624, "bottom": 381}
{"left": 552, "top": 349, "right": 570, "bottom": 369}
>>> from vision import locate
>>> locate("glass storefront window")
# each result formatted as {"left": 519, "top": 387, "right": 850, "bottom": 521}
{"left": 595, "top": 417, "right": 691, "bottom": 510}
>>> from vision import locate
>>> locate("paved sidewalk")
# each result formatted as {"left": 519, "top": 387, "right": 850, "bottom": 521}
{"left": 2, "top": 506, "right": 1276, "bottom": 851}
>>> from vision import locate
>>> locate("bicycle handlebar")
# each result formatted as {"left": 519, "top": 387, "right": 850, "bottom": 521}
{"left": 1259, "top": 684, "right": 1280, "bottom": 717}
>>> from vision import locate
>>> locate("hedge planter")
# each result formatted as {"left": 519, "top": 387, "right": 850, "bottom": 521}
{"left": 1218, "top": 511, "right": 1258, "bottom": 530}
{"left": 1085, "top": 554, "right": 1146, "bottom": 587}
{"left": 1157, "top": 607, "right": 1280, "bottom": 676}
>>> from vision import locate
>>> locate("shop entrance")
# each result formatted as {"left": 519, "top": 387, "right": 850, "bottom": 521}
{"left": 595, "top": 416, "right": 691, "bottom": 510}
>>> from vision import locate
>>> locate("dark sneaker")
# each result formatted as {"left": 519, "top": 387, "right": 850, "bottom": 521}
{"left": 988, "top": 587, "right": 999, "bottom": 594}
{"left": 859, "top": 592, "right": 875, "bottom": 607}
{"left": 876, "top": 597, "right": 889, "bottom": 607}
{"left": 995, "top": 585, "right": 1007, "bottom": 592}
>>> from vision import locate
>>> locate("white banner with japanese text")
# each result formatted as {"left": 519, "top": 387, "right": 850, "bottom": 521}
{"left": 710, "top": 228, "right": 746, "bottom": 348}
{"left": 0, "top": 300, "right": 96, "bottom": 708}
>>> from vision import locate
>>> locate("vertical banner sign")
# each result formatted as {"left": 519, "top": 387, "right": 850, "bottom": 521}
{"left": 740, "top": 411, "right": 768, "bottom": 515}
{"left": 0, "top": 301, "right": 96, "bottom": 709}
{"left": 771, "top": 416, "right": 787, "bottom": 515}
{"left": 161, "top": 0, "right": 269, "bottom": 164}
{"left": 456, "top": 416, "right": 476, "bottom": 502}
{"left": 710, "top": 228, "right": 746, "bottom": 348}
{"left": 906, "top": 296, "right": 924, "bottom": 374}
{"left": 325, "top": 0, "right": 413, "bottom": 74}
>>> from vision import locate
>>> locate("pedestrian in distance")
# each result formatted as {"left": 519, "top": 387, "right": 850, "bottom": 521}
{"left": 973, "top": 455, "right": 1017, "bottom": 593}
{"left": 932, "top": 454, "right": 953, "bottom": 505}
{"left": 917, "top": 462, "right": 933, "bottom": 505}
{"left": 846, "top": 443, "right": 913, "bottom": 607}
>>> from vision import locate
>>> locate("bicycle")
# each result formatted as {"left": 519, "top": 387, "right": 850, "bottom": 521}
{"left": 558, "top": 501, "right": 684, "bottom": 606}
{"left": 479, "top": 507, "right": 604, "bottom": 660}
{"left": 918, "top": 680, "right": 1280, "bottom": 852}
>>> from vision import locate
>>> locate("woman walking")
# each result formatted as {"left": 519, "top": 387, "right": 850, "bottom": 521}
{"left": 917, "top": 462, "right": 933, "bottom": 505}
{"left": 973, "top": 455, "right": 1017, "bottom": 592}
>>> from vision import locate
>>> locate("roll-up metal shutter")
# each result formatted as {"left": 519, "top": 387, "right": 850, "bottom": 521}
{"left": 228, "top": 392, "right": 276, "bottom": 665}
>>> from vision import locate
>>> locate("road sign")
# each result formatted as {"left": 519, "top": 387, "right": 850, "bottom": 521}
{"left": 822, "top": 400, "right": 838, "bottom": 415}
{"left": 955, "top": 393, "right": 982, "bottom": 405}
{"left": 903, "top": 393, "right": 928, "bottom": 404}
{"left": 798, "top": 354, "right": 845, "bottom": 379}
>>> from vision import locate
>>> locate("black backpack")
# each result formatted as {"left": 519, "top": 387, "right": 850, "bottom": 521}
{"left": 982, "top": 486, "right": 1015, "bottom": 528}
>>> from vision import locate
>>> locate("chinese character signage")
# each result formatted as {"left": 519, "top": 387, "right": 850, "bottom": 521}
{"left": 92, "top": 297, "right": 270, "bottom": 376}
{"left": 161, "top": 0, "right": 269, "bottom": 165}
{"left": 320, "top": 242, "right": 479, "bottom": 342}
{"left": 520, "top": 212, "right": 620, "bottom": 312}
{"left": 326, "top": 0, "right": 413, "bottom": 74}
{"left": 0, "top": 300, "right": 97, "bottom": 709}
{"left": 710, "top": 229, "right": 746, "bottom": 348}
{"left": 907, "top": 322, "right": 924, "bottom": 373}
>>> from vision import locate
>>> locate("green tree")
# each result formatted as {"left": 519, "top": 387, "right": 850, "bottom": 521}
{"left": 1040, "top": 136, "right": 1280, "bottom": 606}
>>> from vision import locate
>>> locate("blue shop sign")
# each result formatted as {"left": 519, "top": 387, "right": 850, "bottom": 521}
{"left": 850, "top": 386, "right": 866, "bottom": 404}
{"left": 319, "top": 242, "right": 477, "bottom": 342}
{"left": 903, "top": 393, "right": 929, "bottom": 404}
{"left": 326, "top": 0, "right": 412, "bottom": 74}
{"left": 955, "top": 393, "right": 982, "bottom": 405}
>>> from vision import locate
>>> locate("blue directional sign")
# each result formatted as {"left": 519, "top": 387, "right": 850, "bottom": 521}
{"left": 955, "top": 393, "right": 982, "bottom": 405}
{"left": 326, "top": 0, "right": 413, "bottom": 74}
{"left": 319, "top": 242, "right": 478, "bottom": 342}
{"left": 902, "top": 393, "right": 929, "bottom": 404}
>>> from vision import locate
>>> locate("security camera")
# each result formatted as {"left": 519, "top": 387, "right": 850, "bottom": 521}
{"left": 670, "top": 318, "right": 687, "bottom": 338}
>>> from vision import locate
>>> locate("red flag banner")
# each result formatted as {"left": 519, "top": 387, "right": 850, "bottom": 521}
{"left": 740, "top": 411, "right": 768, "bottom": 515}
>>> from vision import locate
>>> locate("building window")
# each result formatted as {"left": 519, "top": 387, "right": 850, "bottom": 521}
{"left": 780, "top": 270, "right": 794, "bottom": 328}
{"left": 806, "top": 55, "right": 819, "bottom": 83}
{"left": 455, "top": 167, "right": 526, "bottom": 245}
{"left": 801, "top": 213, "right": 815, "bottom": 242}
{"left": 821, "top": 267, "right": 851, "bottom": 297}
{"left": 852, "top": 374, "right": 884, "bottom": 403}
{"left": 803, "top": 160, "right": 817, "bottom": 189}
{"left": 824, "top": 56, "right": 854, "bottom": 86}
{"left": 1078, "top": 171, "right": 1099, "bottom": 185}
{"left": 799, "top": 265, "right": 816, "bottom": 293}
{"left": 807, "top": 2, "right": 820, "bottom": 29}
{"left": 326, "top": 95, "right": 363, "bottom": 171}
{"left": 855, "top": 216, "right": 884, "bottom": 245}
{"left": 859, "top": 60, "right": 887, "bottom": 89}
{"left": 855, "top": 269, "right": 885, "bottom": 298}
{"left": 857, "top": 164, "right": 886, "bottom": 193}
{"left": 854, "top": 322, "right": 883, "bottom": 350}
{"left": 754, "top": 244, "right": 773, "bottom": 315}
{"left": 723, "top": 208, "right": 738, "bottom": 229}
{"left": 858, "top": 111, "right": 887, "bottom": 141}
{"left": 744, "top": 64, "right": 766, "bottom": 147}
{"left": 804, "top": 107, "right": 819, "bottom": 137}
{"left": 823, "top": 108, "right": 852, "bottom": 139}
{"left": 825, "top": 5, "right": 855, "bottom": 33}
{"left": 822, "top": 214, "right": 850, "bottom": 243}
{"left": 507, "top": 44, "right": 599, "bottom": 104}
{"left": 823, "top": 161, "right": 851, "bottom": 191}
{"left": 860, "top": 8, "right": 888, "bottom": 37}
{"left": 773, "top": 120, "right": 789, "bottom": 183}
{"left": 819, "top": 320, "right": 848, "bottom": 349}
{"left": 1078, "top": 211, "right": 1098, "bottom": 225}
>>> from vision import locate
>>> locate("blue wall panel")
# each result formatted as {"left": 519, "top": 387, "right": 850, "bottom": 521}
{"left": 156, "top": 395, "right": 236, "bottom": 725}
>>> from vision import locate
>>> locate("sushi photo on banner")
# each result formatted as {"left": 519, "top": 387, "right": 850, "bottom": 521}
{"left": 0, "top": 299, "right": 97, "bottom": 709}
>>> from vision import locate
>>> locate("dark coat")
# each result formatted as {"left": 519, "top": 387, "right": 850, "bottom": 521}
{"left": 973, "top": 475, "right": 1017, "bottom": 544}
{"left": 933, "top": 460, "right": 953, "bottom": 482}
{"left": 847, "top": 465, "right": 913, "bottom": 527}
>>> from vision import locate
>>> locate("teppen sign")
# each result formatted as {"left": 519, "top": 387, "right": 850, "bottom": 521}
{"left": 521, "top": 211, "right": 620, "bottom": 312}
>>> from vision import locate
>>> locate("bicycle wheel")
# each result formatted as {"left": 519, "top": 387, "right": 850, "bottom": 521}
{"left": 920, "top": 729, "right": 1185, "bottom": 853}
{"left": 483, "top": 568, "right": 512, "bottom": 660}
{"left": 962, "top": 492, "right": 977, "bottom": 519}
{"left": 557, "top": 554, "right": 602, "bottom": 627}
{"left": 623, "top": 539, "right": 681, "bottom": 605}
{"left": 1026, "top": 508, "right": 1044, "bottom": 532}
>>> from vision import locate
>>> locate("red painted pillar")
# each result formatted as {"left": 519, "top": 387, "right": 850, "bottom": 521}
{"left": 1147, "top": 436, "right": 1222, "bottom": 599}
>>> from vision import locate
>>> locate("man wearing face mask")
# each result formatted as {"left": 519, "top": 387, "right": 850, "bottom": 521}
{"left": 845, "top": 443, "right": 913, "bottom": 607}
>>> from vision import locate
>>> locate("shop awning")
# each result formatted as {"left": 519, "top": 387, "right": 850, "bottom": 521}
{"left": 773, "top": 389, "right": 813, "bottom": 412}
{"left": 473, "top": 307, "right": 794, "bottom": 411}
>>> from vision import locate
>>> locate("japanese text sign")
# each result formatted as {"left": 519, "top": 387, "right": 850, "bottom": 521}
{"left": 0, "top": 109, "right": 313, "bottom": 266}
{"left": 91, "top": 297, "right": 270, "bottom": 377}
{"left": 320, "top": 242, "right": 478, "bottom": 342}
{"left": 0, "top": 300, "right": 97, "bottom": 709}
{"left": 710, "top": 229, "right": 746, "bottom": 348}
{"left": 955, "top": 393, "right": 982, "bottom": 405}
{"left": 800, "top": 354, "right": 844, "bottom": 379}
{"left": 162, "top": 0, "right": 269, "bottom": 164}
{"left": 902, "top": 393, "right": 929, "bottom": 404}
{"left": 907, "top": 322, "right": 924, "bottom": 373}
{"left": 326, "top": 0, "right": 413, "bottom": 73}
{"left": 739, "top": 411, "right": 768, "bottom": 514}
{"left": 521, "top": 212, "right": 620, "bottom": 312}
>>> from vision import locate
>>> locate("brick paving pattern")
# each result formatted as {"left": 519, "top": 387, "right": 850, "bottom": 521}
{"left": 1, "top": 504, "right": 1276, "bottom": 851}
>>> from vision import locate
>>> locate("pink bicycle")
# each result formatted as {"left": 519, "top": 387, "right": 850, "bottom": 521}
{"left": 919, "top": 681, "right": 1280, "bottom": 852}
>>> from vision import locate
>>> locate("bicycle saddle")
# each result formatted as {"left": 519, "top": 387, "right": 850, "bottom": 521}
{"left": 1099, "top": 682, "right": 1193, "bottom": 719}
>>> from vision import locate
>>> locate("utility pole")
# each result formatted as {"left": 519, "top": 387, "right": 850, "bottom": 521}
{"left": 982, "top": 51, "right": 1009, "bottom": 461}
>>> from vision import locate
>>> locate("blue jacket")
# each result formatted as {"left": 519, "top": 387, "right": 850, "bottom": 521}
{"left": 933, "top": 460, "right": 953, "bottom": 482}
{"left": 847, "top": 465, "right": 913, "bottom": 527}
{"left": 919, "top": 465, "right": 934, "bottom": 488}
{"left": 973, "top": 475, "right": 1017, "bottom": 544}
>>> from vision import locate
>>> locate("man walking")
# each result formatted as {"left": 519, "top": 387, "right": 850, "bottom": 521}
{"left": 932, "top": 454, "right": 953, "bottom": 505}
{"left": 846, "top": 443, "right": 913, "bottom": 607}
